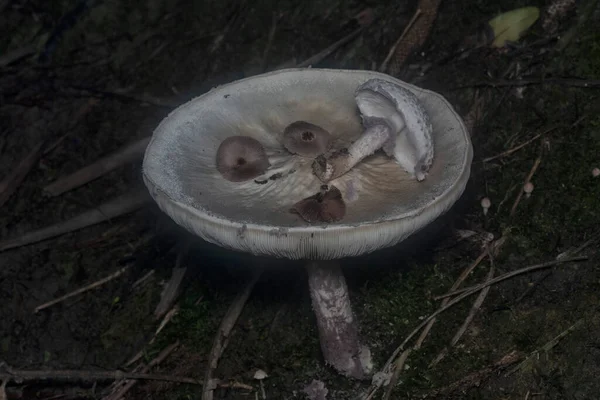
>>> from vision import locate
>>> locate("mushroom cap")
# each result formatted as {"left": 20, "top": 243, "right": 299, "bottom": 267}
{"left": 282, "top": 121, "right": 332, "bottom": 157}
{"left": 142, "top": 68, "right": 473, "bottom": 260}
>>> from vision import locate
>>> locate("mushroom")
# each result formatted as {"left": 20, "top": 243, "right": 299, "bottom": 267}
{"left": 282, "top": 121, "right": 332, "bottom": 157}
{"left": 481, "top": 197, "right": 491, "bottom": 215}
{"left": 216, "top": 136, "right": 270, "bottom": 181}
{"left": 142, "top": 68, "right": 473, "bottom": 380}
{"left": 523, "top": 181, "right": 534, "bottom": 198}
{"left": 312, "top": 78, "right": 433, "bottom": 182}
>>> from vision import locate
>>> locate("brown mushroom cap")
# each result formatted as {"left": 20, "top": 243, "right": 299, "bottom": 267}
{"left": 216, "top": 136, "right": 270, "bottom": 182}
{"left": 282, "top": 121, "right": 331, "bottom": 157}
{"left": 291, "top": 185, "right": 346, "bottom": 223}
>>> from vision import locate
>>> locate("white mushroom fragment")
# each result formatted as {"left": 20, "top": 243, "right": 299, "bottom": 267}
{"left": 313, "top": 78, "right": 434, "bottom": 182}
{"left": 592, "top": 167, "right": 599, "bottom": 178}
{"left": 142, "top": 68, "right": 473, "bottom": 381}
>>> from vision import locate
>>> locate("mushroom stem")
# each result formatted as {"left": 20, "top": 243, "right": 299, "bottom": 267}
{"left": 312, "top": 124, "right": 391, "bottom": 182}
{"left": 305, "top": 261, "right": 372, "bottom": 379}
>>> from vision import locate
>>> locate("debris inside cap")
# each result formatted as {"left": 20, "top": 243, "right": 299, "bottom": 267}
{"left": 290, "top": 185, "right": 346, "bottom": 223}
{"left": 283, "top": 121, "right": 332, "bottom": 157}
{"left": 216, "top": 136, "right": 270, "bottom": 182}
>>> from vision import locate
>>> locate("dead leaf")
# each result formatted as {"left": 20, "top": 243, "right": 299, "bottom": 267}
{"left": 488, "top": 7, "right": 540, "bottom": 47}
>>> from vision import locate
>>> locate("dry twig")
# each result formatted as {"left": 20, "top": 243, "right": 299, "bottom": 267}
{"left": 0, "top": 362, "right": 201, "bottom": 386}
{"left": 154, "top": 245, "right": 189, "bottom": 318}
{"left": 104, "top": 341, "right": 180, "bottom": 400}
{"left": 296, "top": 28, "right": 364, "bottom": 68}
{"left": 379, "top": 9, "right": 422, "bottom": 72}
{"left": 202, "top": 268, "right": 264, "bottom": 400}
{"left": 0, "top": 189, "right": 149, "bottom": 252}
{"left": 434, "top": 256, "right": 587, "bottom": 301}
{"left": 505, "top": 318, "right": 585, "bottom": 376}
{"left": 44, "top": 137, "right": 151, "bottom": 196}
{"left": 483, "top": 133, "right": 543, "bottom": 163}
{"left": 430, "top": 248, "right": 497, "bottom": 367}
{"left": 365, "top": 255, "right": 586, "bottom": 398}
{"left": 34, "top": 266, "right": 130, "bottom": 313}
{"left": 384, "top": 0, "right": 442, "bottom": 76}
{"left": 509, "top": 151, "right": 543, "bottom": 217}
{"left": 0, "top": 140, "right": 45, "bottom": 208}
{"left": 425, "top": 351, "right": 521, "bottom": 398}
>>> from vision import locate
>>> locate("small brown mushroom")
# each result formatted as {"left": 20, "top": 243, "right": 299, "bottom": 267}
{"left": 291, "top": 185, "right": 346, "bottom": 223}
{"left": 216, "top": 136, "right": 270, "bottom": 182}
{"left": 282, "top": 121, "right": 331, "bottom": 157}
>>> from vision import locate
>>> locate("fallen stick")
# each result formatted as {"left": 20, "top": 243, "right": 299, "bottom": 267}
{"left": 0, "top": 362, "right": 202, "bottom": 385}
{"left": 44, "top": 137, "right": 151, "bottom": 197}
{"left": 104, "top": 342, "right": 179, "bottom": 400}
{"left": 435, "top": 256, "right": 587, "bottom": 301}
{"left": 202, "top": 267, "right": 264, "bottom": 400}
{"left": 273, "top": 27, "right": 365, "bottom": 70}
{"left": 364, "top": 255, "right": 587, "bottom": 398}
{"left": 505, "top": 318, "right": 585, "bottom": 376}
{"left": 415, "top": 238, "right": 504, "bottom": 349}
{"left": 0, "top": 189, "right": 150, "bottom": 252}
{"left": 379, "top": 8, "right": 422, "bottom": 72}
{"left": 0, "top": 140, "right": 45, "bottom": 208}
{"left": 509, "top": 152, "right": 542, "bottom": 217}
{"left": 430, "top": 258, "right": 496, "bottom": 367}
{"left": 154, "top": 245, "right": 189, "bottom": 318}
{"left": 482, "top": 133, "right": 543, "bottom": 163}
{"left": 34, "top": 266, "right": 130, "bottom": 313}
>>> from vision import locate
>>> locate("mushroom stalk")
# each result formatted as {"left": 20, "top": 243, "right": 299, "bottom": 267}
{"left": 313, "top": 124, "right": 392, "bottom": 182}
{"left": 306, "top": 261, "right": 372, "bottom": 379}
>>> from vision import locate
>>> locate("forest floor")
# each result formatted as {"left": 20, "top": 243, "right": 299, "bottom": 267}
{"left": 1, "top": 0, "right": 600, "bottom": 399}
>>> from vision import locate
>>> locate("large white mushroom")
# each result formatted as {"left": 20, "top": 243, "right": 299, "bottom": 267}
{"left": 142, "top": 68, "right": 473, "bottom": 379}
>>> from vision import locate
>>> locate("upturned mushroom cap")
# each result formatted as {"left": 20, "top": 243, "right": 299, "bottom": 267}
{"left": 355, "top": 78, "right": 434, "bottom": 180}
{"left": 142, "top": 68, "right": 473, "bottom": 260}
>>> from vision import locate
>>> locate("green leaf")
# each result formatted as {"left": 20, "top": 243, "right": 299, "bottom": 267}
{"left": 488, "top": 6, "right": 540, "bottom": 48}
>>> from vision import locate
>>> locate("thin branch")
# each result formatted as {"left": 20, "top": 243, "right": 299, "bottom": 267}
{"left": 435, "top": 256, "right": 587, "bottom": 301}
{"left": 34, "top": 266, "right": 130, "bottom": 313}
{"left": 272, "top": 27, "right": 365, "bottom": 70}
{"left": 0, "top": 140, "right": 45, "bottom": 208}
{"left": 103, "top": 341, "right": 180, "bottom": 400}
{"left": 379, "top": 8, "right": 422, "bottom": 72}
{"left": 0, "top": 189, "right": 150, "bottom": 252}
{"left": 452, "top": 77, "right": 600, "bottom": 91}
{"left": 505, "top": 318, "right": 585, "bottom": 376}
{"left": 44, "top": 137, "right": 151, "bottom": 196}
{"left": 430, "top": 249, "right": 496, "bottom": 367}
{"left": 381, "top": 349, "right": 411, "bottom": 400}
{"left": 509, "top": 151, "right": 543, "bottom": 217}
{"left": 1, "top": 362, "right": 201, "bottom": 385}
{"left": 482, "top": 133, "right": 542, "bottom": 163}
{"left": 369, "top": 255, "right": 586, "bottom": 396}
{"left": 154, "top": 245, "right": 189, "bottom": 318}
{"left": 415, "top": 239, "right": 504, "bottom": 349}
{"left": 202, "top": 267, "right": 264, "bottom": 400}
{"left": 259, "top": 12, "right": 281, "bottom": 72}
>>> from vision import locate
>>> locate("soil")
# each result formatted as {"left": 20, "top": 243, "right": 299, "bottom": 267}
{"left": 1, "top": 0, "right": 599, "bottom": 399}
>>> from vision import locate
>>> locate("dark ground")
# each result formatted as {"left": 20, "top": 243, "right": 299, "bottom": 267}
{"left": 1, "top": 0, "right": 600, "bottom": 399}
